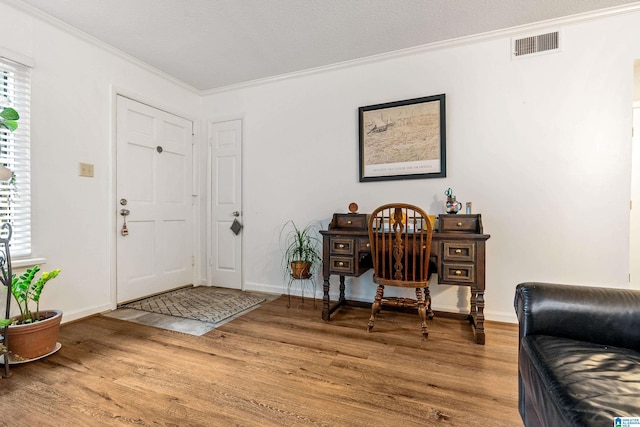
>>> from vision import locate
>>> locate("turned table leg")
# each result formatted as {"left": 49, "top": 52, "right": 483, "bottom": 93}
{"left": 475, "top": 290, "right": 486, "bottom": 345}
{"left": 322, "top": 276, "right": 331, "bottom": 321}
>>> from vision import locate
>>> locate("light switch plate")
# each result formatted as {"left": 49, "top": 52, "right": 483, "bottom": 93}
{"left": 79, "top": 162, "right": 94, "bottom": 177}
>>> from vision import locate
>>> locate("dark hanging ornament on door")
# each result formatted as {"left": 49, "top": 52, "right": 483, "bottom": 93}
{"left": 230, "top": 219, "right": 242, "bottom": 235}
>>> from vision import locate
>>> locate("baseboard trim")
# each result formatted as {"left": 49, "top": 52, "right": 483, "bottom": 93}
{"left": 62, "top": 303, "right": 113, "bottom": 324}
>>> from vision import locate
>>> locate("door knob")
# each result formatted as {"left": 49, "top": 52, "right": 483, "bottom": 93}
{"left": 232, "top": 211, "right": 240, "bottom": 217}
{"left": 120, "top": 198, "right": 128, "bottom": 206}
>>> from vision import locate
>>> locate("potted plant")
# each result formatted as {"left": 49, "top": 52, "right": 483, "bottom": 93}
{"left": 0, "top": 100, "right": 20, "bottom": 364}
{"left": 280, "top": 220, "right": 322, "bottom": 280}
{"left": 2, "top": 265, "right": 62, "bottom": 361}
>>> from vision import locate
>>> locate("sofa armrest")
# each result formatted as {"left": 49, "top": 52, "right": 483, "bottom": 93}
{"left": 514, "top": 282, "right": 640, "bottom": 350}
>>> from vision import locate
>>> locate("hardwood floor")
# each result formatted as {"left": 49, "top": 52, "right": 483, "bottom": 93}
{"left": 0, "top": 295, "right": 521, "bottom": 426}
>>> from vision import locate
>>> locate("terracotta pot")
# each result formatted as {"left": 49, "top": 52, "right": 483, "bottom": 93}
{"left": 6, "top": 310, "right": 62, "bottom": 360}
{"left": 290, "top": 261, "right": 312, "bottom": 279}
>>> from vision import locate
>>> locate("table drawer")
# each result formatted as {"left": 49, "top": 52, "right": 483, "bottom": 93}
{"left": 442, "top": 242, "right": 475, "bottom": 262}
{"left": 439, "top": 215, "right": 479, "bottom": 232}
{"left": 441, "top": 262, "right": 475, "bottom": 283}
{"left": 330, "top": 238, "right": 354, "bottom": 255}
{"left": 334, "top": 214, "right": 368, "bottom": 230}
{"left": 329, "top": 256, "right": 355, "bottom": 274}
{"left": 359, "top": 238, "right": 371, "bottom": 252}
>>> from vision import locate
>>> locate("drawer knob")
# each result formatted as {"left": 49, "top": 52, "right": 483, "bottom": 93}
{"left": 455, "top": 249, "right": 462, "bottom": 254}
{"left": 455, "top": 270, "right": 463, "bottom": 275}
{"left": 338, "top": 262, "right": 344, "bottom": 267}
{"left": 338, "top": 244, "right": 345, "bottom": 249}
{"left": 366, "top": 243, "right": 370, "bottom": 248}
{"left": 347, "top": 220, "right": 352, "bottom": 224}
{"left": 457, "top": 222, "right": 463, "bottom": 226}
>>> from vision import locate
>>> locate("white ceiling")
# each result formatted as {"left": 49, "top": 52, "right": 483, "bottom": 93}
{"left": 13, "top": 0, "right": 640, "bottom": 91}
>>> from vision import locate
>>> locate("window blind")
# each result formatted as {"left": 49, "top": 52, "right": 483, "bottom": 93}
{"left": 0, "top": 58, "right": 31, "bottom": 257}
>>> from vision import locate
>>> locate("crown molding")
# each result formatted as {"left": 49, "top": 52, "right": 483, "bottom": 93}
{"left": 5, "top": 0, "right": 640, "bottom": 96}
{"left": 202, "top": 2, "right": 640, "bottom": 95}
{"left": 5, "top": 0, "right": 200, "bottom": 94}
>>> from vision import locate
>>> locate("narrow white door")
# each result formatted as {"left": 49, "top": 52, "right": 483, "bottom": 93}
{"left": 116, "top": 95, "right": 194, "bottom": 303}
{"left": 208, "top": 120, "right": 243, "bottom": 289}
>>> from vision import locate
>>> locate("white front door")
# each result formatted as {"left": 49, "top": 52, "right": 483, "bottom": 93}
{"left": 208, "top": 119, "right": 243, "bottom": 289}
{"left": 116, "top": 95, "right": 194, "bottom": 303}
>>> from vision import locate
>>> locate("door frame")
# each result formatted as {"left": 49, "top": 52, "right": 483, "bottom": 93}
{"left": 109, "top": 88, "right": 201, "bottom": 309}
{"left": 206, "top": 115, "right": 245, "bottom": 289}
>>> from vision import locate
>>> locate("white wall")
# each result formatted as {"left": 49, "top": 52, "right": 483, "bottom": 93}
{"left": 631, "top": 61, "right": 640, "bottom": 289}
{"left": 0, "top": 3, "right": 201, "bottom": 322}
{"left": 202, "top": 10, "right": 640, "bottom": 322}
{"left": 2, "top": 3, "right": 639, "bottom": 326}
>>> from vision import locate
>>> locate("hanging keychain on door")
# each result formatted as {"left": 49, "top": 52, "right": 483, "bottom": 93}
{"left": 120, "top": 208, "right": 130, "bottom": 236}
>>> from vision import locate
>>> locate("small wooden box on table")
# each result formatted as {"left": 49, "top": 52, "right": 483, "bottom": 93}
{"left": 320, "top": 212, "right": 490, "bottom": 344}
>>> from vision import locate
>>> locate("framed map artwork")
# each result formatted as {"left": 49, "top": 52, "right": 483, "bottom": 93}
{"left": 358, "top": 94, "right": 446, "bottom": 182}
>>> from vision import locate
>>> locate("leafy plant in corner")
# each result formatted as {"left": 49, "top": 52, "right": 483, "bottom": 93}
{"left": 0, "top": 105, "right": 19, "bottom": 132}
{"left": 7, "top": 265, "right": 61, "bottom": 324}
{"left": 0, "top": 100, "right": 20, "bottom": 356}
{"left": 0, "top": 100, "right": 20, "bottom": 188}
{"left": 280, "top": 220, "right": 322, "bottom": 279}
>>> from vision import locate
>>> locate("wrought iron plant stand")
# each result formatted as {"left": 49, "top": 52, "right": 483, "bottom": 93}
{"left": 1, "top": 223, "right": 13, "bottom": 378}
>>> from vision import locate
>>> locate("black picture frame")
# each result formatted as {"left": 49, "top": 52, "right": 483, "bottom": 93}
{"left": 358, "top": 94, "right": 446, "bottom": 182}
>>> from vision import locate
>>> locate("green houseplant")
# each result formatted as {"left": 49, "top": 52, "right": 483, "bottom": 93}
{"left": 2, "top": 265, "right": 63, "bottom": 361}
{"left": 0, "top": 102, "right": 19, "bottom": 360}
{"left": 0, "top": 104, "right": 19, "bottom": 181}
{"left": 280, "top": 220, "right": 322, "bottom": 279}
{"left": 10, "top": 265, "right": 61, "bottom": 324}
{"left": 0, "top": 105, "right": 19, "bottom": 132}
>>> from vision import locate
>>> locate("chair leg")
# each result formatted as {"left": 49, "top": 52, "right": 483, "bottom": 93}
{"left": 416, "top": 287, "right": 428, "bottom": 337}
{"left": 367, "top": 285, "right": 384, "bottom": 332}
{"left": 424, "top": 286, "right": 435, "bottom": 319}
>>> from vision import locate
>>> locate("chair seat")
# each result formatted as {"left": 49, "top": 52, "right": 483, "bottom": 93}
{"left": 373, "top": 276, "right": 429, "bottom": 288}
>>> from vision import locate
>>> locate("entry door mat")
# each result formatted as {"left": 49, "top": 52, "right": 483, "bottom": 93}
{"left": 123, "top": 287, "right": 266, "bottom": 324}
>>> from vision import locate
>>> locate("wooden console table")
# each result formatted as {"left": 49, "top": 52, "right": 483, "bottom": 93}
{"left": 320, "top": 213, "right": 490, "bottom": 344}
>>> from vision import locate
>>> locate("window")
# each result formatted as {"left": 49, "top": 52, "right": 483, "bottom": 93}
{"left": 0, "top": 58, "right": 31, "bottom": 257}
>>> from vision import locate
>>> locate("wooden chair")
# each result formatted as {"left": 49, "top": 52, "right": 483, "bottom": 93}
{"left": 367, "top": 203, "right": 434, "bottom": 337}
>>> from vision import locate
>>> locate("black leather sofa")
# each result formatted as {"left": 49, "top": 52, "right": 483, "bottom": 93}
{"left": 514, "top": 282, "right": 640, "bottom": 426}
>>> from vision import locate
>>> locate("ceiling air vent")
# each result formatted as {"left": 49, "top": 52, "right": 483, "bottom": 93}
{"left": 512, "top": 31, "right": 560, "bottom": 58}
